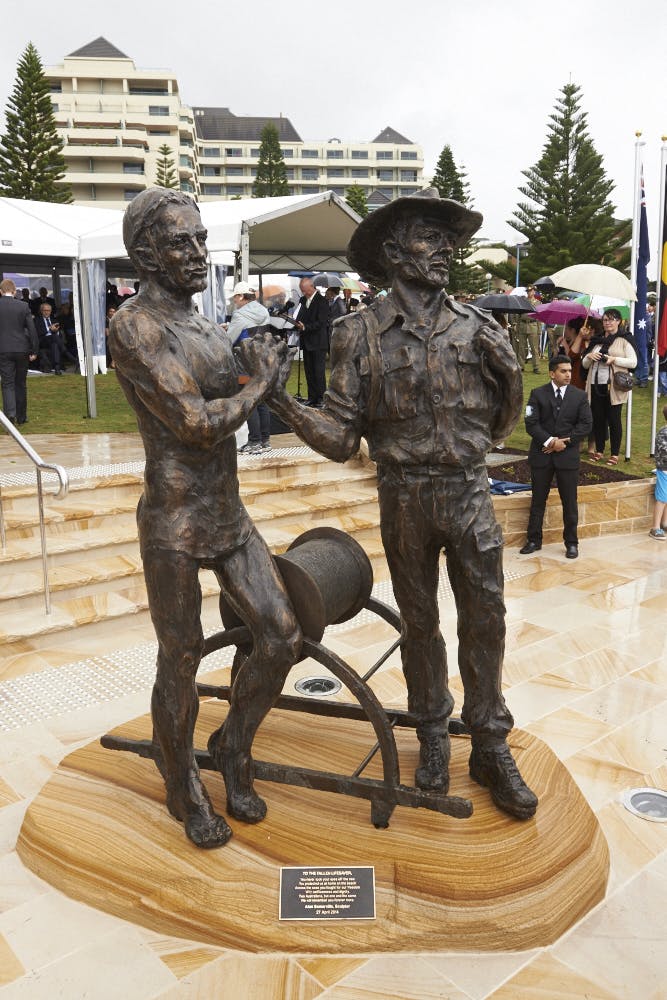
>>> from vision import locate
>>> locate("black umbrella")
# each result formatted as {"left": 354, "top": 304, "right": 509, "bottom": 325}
{"left": 473, "top": 293, "right": 534, "bottom": 314}
{"left": 313, "top": 272, "right": 344, "bottom": 288}
{"left": 534, "top": 276, "right": 556, "bottom": 289}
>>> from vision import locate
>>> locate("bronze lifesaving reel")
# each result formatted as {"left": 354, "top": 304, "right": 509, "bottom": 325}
{"left": 103, "top": 527, "right": 472, "bottom": 828}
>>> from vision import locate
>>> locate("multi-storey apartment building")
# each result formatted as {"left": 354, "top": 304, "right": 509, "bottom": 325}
{"left": 43, "top": 39, "right": 423, "bottom": 211}
{"left": 44, "top": 38, "right": 198, "bottom": 209}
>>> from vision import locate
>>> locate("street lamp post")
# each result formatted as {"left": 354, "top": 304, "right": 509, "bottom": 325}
{"left": 485, "top": 272, "right": 492, "bottom": 292}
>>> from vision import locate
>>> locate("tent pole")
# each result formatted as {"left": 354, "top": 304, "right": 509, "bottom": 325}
{"left": 78, "top": 260, "right": 97, "bottom": 419}
{"left": 240, "top": 223, "right": 249, "bottom": 282}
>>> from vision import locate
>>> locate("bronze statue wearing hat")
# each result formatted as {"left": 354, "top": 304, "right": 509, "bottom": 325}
{"left": 241, "top": 188, "right": 538, "bottom": 819}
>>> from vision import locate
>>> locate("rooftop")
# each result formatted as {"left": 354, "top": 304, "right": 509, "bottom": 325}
{"left": 193, "top": 107, "right": 302, "bottom": 143}
{"left": 67, "top": 37, "right": 129, "bottom": 59}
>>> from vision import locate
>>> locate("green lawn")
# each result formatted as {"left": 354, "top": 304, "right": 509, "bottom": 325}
{"left": 12, "top": 367, "right": 662, "bottom": 480}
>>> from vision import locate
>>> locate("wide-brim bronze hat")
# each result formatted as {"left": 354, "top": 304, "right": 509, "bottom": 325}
{"left": 347, "top": 187, "right": 483, "bottom": 287}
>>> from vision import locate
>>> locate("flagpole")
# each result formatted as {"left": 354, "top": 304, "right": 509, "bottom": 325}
{"left": 625, "top": 133, "right": 643, "bottom": 460}
{"left": 650, "top": 136, "right": 667, "bottom": 454}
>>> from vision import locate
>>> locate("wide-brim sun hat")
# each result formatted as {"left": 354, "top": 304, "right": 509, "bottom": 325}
{"left": 347, "top": 187, "right": 483, "bottom": 287}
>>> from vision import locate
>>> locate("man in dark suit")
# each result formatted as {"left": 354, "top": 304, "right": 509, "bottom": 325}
{"left": 0, "top": 278, "right": 38, "bottom": 425}
{"left": 520, "top": 354, "right": 593, "bottom": 559}
{"left": 36, "top": 302, "right": 66, "bottom": 374}
{"left": 294, "top": 277, "right": 329, "bottom": 406}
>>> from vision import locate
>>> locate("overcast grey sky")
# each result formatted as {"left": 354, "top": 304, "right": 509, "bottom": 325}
{"left": 2, "top": 0, "right": 665, "bottom": 275}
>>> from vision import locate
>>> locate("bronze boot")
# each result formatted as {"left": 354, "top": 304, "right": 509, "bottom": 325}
{"left": 469, "top": 739, "right": 537, "bottom": 819}
{"left": 415, "top": 731, "right": 450, "bottom": 793}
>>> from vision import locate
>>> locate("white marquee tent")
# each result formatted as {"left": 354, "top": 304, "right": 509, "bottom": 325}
{"left": 1, "top": 193, "right": 360, "bottom": 416}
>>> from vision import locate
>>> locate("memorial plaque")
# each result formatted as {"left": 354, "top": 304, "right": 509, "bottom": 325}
{"left": 279, "top": 866, "right": 375, "bottom": 920}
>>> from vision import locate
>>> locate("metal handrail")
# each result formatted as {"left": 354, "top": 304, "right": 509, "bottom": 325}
{"left": 0, "top": 412, "right": 69, "bottom": 614}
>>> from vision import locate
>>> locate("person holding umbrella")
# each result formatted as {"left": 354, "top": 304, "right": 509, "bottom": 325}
{"left": 581, "top": 309, "right": 637, "bottom": 465}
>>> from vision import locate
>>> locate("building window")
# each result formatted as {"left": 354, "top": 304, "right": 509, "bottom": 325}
{"left": 351, "top": 150, "right": 368, "bottom": 159}
{"left": 148, "top": 129, "right": 171, "bottom": 136}
{"left": 327, "top": 168, "right": 344, "bottom": 178}
{"left": 250, "top": 167, "right": 258, "bottom": 177}
{"left": 400, "top": 170, "right": 418, "bottom": 182}
{"left": 376, "top": 150, "right": 393, "bottom": 160}
{"left": 399, "top": 187, "right": 420, "bottom": 195}
{"left": 130, "top": 87, "right": 169, "bottom": 95}
{"left": 148, "top": 105, "right": 170, "bottom": 116}
{"left": 179, "top": 155, "right": 193, "bottom": 168}
{"left": 351, "top": 168, "right": 369, "bottom": 178}
{"left": 124, "top": 189, "right": 140, "bottom": 201}
{"left": 50, "top": 83, "right": 62, "bottom": 93}
{"left": 400, "top": 151, "right": 418, "bottom": 160}
{"left": 201, "top": 165, "right": 221, "bottom": 176}
{"left": 250, "top": 148, "right": 260, "bottom": 157}
{"left": 302, "top": 168, "right": 318, "bottom": 180}
{"left": 285, "top": 168, "right": 295, "bottom": 179}
{"left": 302, "top": 149, "right": 318, "bottom": 158}
{"left": 282, "top": 148, "right": 294, "bottom": 157}
{"left": 225, "top": 147, "right": 242, "bottom": 156}
{"left": 327, "top": 149, "right": 344, "bottom": 159}
{"left": 227, "top": 184, "right": 245, "bottom": 196}
{"left": 377, "top": 169, "right": 394, "bottom": 181}
{"left": 123, "top": 163, "right": 144, "bottom": 174}
{"left": 203, "top": 184, "right": 223, "bottom": 195}
{"left": 329, "top": 187, "right": 345, "bottom": 196}
{"left": 226, "top": 166, "right": 244, "bottom": 176}
{"left": 51, "top": 103, "right": 59, "bottom": 112}
{"left": 203, "top": 147, "right": 220, "bottom": 157}
{"left": 180, "top": 181, "right": 194, "bottom": 193}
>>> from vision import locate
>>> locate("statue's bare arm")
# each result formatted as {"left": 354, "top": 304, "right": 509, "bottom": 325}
{"left": 110, "top": 311, "right": 280, "bottom": 449}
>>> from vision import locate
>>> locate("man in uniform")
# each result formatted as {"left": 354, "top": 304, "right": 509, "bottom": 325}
{"left": 109, "top": 189, "right": 301, "bottom": 848}
{"left": 238, "top": 189, "right": 537, "bottom": 819}
{"left": 513, "top": 285, "right": 542, "bottom": 372}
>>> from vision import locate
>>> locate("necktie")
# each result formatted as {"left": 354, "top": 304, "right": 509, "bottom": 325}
{"left": 555, "top": 388, "right": 562, "bottom": 412}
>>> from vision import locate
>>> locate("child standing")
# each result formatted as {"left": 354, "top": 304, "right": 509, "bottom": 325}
{"left": 649, "top": 404, "right": 667, "bottom": 539}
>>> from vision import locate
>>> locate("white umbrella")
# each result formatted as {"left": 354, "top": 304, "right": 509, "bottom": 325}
{"left": 550, "top": 264, "right": 636, "bottom": 301}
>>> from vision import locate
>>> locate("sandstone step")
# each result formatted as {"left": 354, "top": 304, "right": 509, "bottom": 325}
{"left": 0, "top": 450, "right": 385, "bottom": 653}
{"left": 0, "top": 456, "right": 375, "bottom": 545}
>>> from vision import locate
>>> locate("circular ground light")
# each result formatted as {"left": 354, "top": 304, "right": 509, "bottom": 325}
{"left": 294, "top": 676, "right": 342, "bottom": 697}
{"left": 621, "top": 787, "right": 667, "bottom": 822}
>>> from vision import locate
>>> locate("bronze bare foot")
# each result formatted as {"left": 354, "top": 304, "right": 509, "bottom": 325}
{"left": 165, "top": 769, "right": 232, "bottom": 848}
{"left": 208, "top": 731, "right": 267, "bottom": 824}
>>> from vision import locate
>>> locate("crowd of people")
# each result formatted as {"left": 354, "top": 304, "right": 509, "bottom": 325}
{"left": 222, "top": 279, "right": 382, "bottom": 454}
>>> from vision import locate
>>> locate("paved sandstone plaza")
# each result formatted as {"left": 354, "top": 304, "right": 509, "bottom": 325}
{"left": 0, "top": 433, "right": 665, "bottom": 999}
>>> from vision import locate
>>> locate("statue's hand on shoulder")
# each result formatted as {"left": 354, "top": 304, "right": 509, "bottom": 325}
{"left": 476, "top": 323, "right": 518, "bottom": 376}
{"left": 238, "top": 330, "right": 285, "bottom": 387}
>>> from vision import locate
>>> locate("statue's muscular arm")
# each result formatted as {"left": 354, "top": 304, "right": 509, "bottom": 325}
{"left": 110, "top": 309, "right": 278, "bottom": 449}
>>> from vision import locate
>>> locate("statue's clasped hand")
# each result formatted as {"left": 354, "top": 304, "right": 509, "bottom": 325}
{"left": 238, "top": 330, "right": 287, "bottom": 388}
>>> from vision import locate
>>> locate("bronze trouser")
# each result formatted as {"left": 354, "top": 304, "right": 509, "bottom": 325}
{"left": 377, "top": 463, "right": 514, "bottom": 741}
{"left": 142, "top": 529, "right": 301, "bottom": 781}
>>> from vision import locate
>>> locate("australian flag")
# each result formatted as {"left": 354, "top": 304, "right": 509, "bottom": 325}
{"left": 633, "top": 165, "right": 650, "bottom": 382}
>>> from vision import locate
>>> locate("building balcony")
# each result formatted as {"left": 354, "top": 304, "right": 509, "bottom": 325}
{"left": 64, "top": 169, "right": 145, "bottom": 186}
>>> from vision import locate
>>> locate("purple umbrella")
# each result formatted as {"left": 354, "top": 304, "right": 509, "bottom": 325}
{"left": 532, "top": 300, "right": 598, "bottom": 324}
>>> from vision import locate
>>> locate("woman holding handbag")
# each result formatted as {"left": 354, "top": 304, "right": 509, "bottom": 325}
{"left": 581, "top": 309, "right": 637, "bottom": 465}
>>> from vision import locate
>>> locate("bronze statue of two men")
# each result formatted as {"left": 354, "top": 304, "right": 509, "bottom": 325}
{"left": 110, "top": 186, "right": 537, "bottom": 849}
